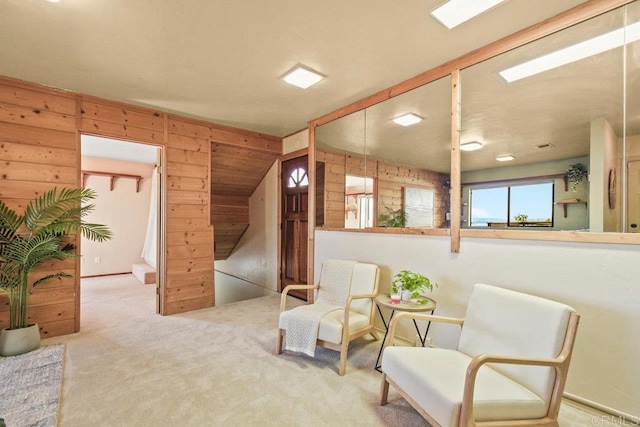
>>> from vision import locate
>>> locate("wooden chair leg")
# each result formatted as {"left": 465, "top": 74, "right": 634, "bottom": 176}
{"left": 339, "top": 340, "right": 349, "bottom": 376}
{"left": 370, "top": 328, "right": 380, "bottom": 341}
{"left": 379, "top": 373, "right": 390, "bottom": 405}
{"left": 276, "top": 329, "right": 283, "bottom": 355}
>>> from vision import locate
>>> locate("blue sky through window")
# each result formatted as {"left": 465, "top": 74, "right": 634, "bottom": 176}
{"left": 471, "top": 182, "right": 553, "bottom": 226}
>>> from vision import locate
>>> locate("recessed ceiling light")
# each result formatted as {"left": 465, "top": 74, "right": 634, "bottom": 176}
{"left": 496, "top": 154, "right": 515, "bottom": 162}
{"left": 499, "top": 21, "right": 640, "bottom": 83}
{"left": 460, "top": 141, "right": 483, "bottom": 151}
{"left": 47, "top": 0, "right": 60, "bottom": 3}
{"left": 393, "top": 113, "right": 423, "bottom": 127}
{"left": 431, "top": 0, "right": 506, "bottom": 30}
{"left": 281, "top": 65, "right": 325, "bottom": 89}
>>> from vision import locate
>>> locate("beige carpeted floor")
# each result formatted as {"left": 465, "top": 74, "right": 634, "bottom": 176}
{"left": 43, "top": 274, "right": 623, "bottom": 426}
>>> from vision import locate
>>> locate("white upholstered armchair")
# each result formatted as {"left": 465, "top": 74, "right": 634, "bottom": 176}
{"left": 379, "top": 284, "right": 580, "bottom": 427}
{"left": 276, "top": 260, "right": 380, "bottom": 375}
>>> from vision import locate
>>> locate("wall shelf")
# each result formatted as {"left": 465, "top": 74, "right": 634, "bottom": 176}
{"left": 555, "top": 199, "right": 587, "bottom": 218}
{"left": 81, "top": 170, "right": 144, "bottom": 193}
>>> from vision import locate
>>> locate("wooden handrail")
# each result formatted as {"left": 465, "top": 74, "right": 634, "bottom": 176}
{"left": 81, "top": 170, "right": 144, "bottom": 192}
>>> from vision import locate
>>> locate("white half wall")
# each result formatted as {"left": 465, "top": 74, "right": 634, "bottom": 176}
{"left": 215, "top": 161, "right": 279, "bottom": 291}
{"left": 315, "top": 229, "right": 640, "bottom": 418}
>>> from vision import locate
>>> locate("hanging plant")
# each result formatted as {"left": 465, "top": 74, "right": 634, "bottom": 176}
{"left": 566, "top": 163, "right": 588, "bottom": 192}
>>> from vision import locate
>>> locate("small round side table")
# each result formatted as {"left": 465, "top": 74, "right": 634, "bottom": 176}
{"left": 374, "top": 294, "right": 437, "bottom": 372}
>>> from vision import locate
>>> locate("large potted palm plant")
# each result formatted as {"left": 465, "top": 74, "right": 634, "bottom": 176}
{"left": 0, "top": 187, "right": 111, "bottom": 356}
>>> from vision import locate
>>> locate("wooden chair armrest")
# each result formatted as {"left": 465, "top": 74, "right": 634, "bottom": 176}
{"left": 341, "top": 293, "right": 378, "bottom": 336}
{"left": 346, "top": 293, "right": 377, "bottom": 305}
{"left": 469, "top": 353, "right": 565, "bottom": 371}
{"left": 280, "top": 284, "right": 319, "bottom": 312}
{"left": 383, "top": 312, "right": 464, "bottom": 349}
{"left": 460, "top": 312, "right": 580, "bottom": 426}
{"left": 459, "top": 354, "right": 564, "bottom": 426}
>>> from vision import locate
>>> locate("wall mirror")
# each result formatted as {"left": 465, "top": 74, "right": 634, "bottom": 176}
{"left": 460, "top": 3, "right": 640, "bottom": 234}
{"left": 314, "top": 109, "right": 366, "bottom": 229}
{"left": 314, "top": 76, "right": 452, "bottom": 232}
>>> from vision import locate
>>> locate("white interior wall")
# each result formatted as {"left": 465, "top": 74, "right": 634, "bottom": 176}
{"left": 282, "top": 128, "right": 309, "bottom": 154}
{"left": 590, "top": 118, "right": 620, "bottom": 232}
{"left": 214, "top": 271, "right": 276, "bottom": 305}
{"left": 314, "top": 229, "right": 640, "bottom": 418}
{"left": 215, "top": 161, "right": 279, "bottom": 291}
{"left": 627, "top": 135, "right": 640, "bottom": 158}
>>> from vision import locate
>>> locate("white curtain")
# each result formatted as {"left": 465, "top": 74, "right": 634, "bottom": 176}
{"left": 141, "top": 167, "right": 158, "bottom": 268}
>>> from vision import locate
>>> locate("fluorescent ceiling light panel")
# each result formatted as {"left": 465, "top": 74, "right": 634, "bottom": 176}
{"left": 460, "top": 141, "right": 483, "bottom": 151}
{"left": 393, "top": 113, "right": 423, "bottom": 127}
{"left": 500, "top": 21, "right": 640, "bottom": 83}
{"left": 496, "top": 154, "right": 515, "bottom": 162}
{"left": 281, "top": 65, "right": 325, "bottom": 89}
{"left": 431, "top": 0, "right": 505, "bottom": 30}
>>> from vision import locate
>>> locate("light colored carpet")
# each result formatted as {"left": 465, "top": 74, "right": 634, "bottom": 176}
{"left": 42, "top": 274, "right": 623, "bottom": 426}
{"left": 0, "top": 343, "right": 64, "bottom": 427}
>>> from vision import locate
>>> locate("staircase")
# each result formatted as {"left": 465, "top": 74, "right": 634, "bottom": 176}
{"left": 210, "top": 137, "right": 281, "bottom": 260}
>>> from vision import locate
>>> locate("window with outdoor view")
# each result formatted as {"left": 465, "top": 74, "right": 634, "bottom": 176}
{"left": 470, "top": 182, "right": 554, "bottom": 227}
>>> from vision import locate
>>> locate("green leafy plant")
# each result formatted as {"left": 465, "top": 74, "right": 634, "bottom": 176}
{"left": 0, "top": 188, "right": 112, "bottom": 330}
{"left": 566, "top": 163, "right": 588, "bottom": 192}
{"left": 514, "top": 213, "right": 528, "bottom": 222}
{"left": 378, "top": 206, "right": 407, "bottom": 228}
{"left": 390, "top": 270, "right": 437, "bottom": 305}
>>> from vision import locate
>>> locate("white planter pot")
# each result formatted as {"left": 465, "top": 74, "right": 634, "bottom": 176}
{"left": 0, "top": 323, "right": 41, "bottom": 357}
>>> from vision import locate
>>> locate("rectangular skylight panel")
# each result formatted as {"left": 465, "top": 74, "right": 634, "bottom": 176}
{"left": 500, "top": 21, "right": 640, "bottom": 83}
{"left": 431, "top": 0, "right": 505, "bottom": 30}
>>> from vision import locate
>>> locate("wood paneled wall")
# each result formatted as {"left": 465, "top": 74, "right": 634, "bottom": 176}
{"left": 0, "top": 76, "right": 281, "bottom": 336}
{"left": 0, "top": 80, "right": 79, "bottom": 338}
{"left": 316, "top": 147, "right": 449, "bottom": 228}
{"left": 377, "top": 162, "right": 450, "bottom": 228}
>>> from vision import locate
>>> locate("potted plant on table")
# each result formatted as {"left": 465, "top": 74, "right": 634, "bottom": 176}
{"left": 390, "top": 270, "right": 437, "bottom": 305}
{"left": 0, "top": 188, "right": 112, "bottom": 356}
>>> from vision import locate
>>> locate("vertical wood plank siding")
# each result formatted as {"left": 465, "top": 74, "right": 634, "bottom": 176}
{"left": 0, "top": 76, "right": 281, "bottom": 334}
{"left": 166, "top": 118, "right": 214, "bottom": 313}
{"left": 0, "top": 80, "right": 78, "bottom": 337}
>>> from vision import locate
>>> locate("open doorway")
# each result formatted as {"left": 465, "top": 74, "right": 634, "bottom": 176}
{"left": 80, "top": 135, "right": 162, "bottom": 326}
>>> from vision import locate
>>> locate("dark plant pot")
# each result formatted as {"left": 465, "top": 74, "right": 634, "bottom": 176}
{"left": 0, "top": 323, "right": 41, "bottom": 357}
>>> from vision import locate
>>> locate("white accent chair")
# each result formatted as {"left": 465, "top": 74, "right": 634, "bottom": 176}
{"left": 276, "top": 260, "right": 380, "bottom": 375}
{"left": 379, "top": 284, "right": 580, "bottom": 427}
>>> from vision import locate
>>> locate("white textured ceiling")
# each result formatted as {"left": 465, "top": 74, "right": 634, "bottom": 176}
{"left": 0, "top": 0, "right": 588, "bottom": 138}
{"left": 315, "top": 3, "right": 640, "bottom": 173}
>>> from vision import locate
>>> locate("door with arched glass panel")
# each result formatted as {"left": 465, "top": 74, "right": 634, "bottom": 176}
{"left": 281, "top": 157, "right": 309, "bottom": 300}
